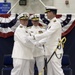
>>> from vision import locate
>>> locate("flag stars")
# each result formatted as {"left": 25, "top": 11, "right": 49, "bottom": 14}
{"left": 65, "top": 21, "right": 68, "bottom": 23}
{"left": 61, "top": 23, "right": 63, "bottom": 26}
{"left": 42, "top": 18, "right": 45, "bottom": 20}
{"left": 46, "top": 22, "right": 48, "bottom": 24}
{"left": 68, "top": 17, "right": 71, "bottom": 19}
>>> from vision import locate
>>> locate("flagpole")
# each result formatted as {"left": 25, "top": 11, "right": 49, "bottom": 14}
{"left": 39, "top": 0, "right": 46, "bottom": 7}
{"left": 7, "top": 0, "right": 20, "bottom": 14}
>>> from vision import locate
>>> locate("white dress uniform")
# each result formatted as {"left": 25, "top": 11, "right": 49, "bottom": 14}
{"left": 28, "top": 25, "right": 45, "bottom": 75}
{"left": 11, "top": 24, "right": 34, "bottom": 75}
{"left": 34, "top": 17, "right": 64, "bottom": 75}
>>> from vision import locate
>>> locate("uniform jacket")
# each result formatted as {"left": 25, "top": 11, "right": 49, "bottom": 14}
{"left": 12, "top": 24, "right": 34, "bottom": 59}
{"left": 35, "top": 17, "right": 63, "bottom": 56}
{"left": 28, "top": 25, "right": 45, "bottom": 57}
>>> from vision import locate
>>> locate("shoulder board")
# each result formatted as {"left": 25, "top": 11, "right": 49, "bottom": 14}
{"left": 53, "top": 20, "right": 56, "bottom": 22}
{"left": 20, "top": 26, "right": 23, "bottom": 28}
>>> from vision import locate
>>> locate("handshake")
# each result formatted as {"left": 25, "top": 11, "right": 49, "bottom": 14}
{"left": 26, "top": 36, "right": 42, "bottom": 47}
{"left": 26, "top": 33, "right": 46, "bottom": 47}
{"left": 28, "top": 35, "right": 36, "bottom": 40}
{"left": 27, "top": 36, "right": 42, "bottom": 47}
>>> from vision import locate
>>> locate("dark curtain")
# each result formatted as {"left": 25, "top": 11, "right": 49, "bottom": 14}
{"left": 63, "top": 27, "right": 75, "bottom": 75}
{"left": 0, "top": 36, "right": 14, "bottom": 75}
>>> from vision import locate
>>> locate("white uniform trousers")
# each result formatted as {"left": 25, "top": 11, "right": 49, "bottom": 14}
{"left": 30, "top": 56, "right": 44, "bottom": 75}
{"left": 47, "top": 54, "right": 64, "bottom": 75}
{"left": 11, "top": 58, "right": 30, "bottom": 75}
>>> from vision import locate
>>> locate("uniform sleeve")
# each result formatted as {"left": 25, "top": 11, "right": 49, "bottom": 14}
{"left": 35, "top": 22, "right": 60, "bottom": 41}
{"left": 38, "top": 38, "right": 47, "bottom": 45}
{"left": 14, "top": 27, "right": 34, "bottom": 48}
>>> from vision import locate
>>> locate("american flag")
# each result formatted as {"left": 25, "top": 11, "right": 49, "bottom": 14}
{"left": 0, "top": 14, "right": 18, "bottom": 38}
{"left": 0, "top": 13, "right": 75, "bottom": 38}
{"left": 39, "top": 14, "right": 75, "bottom": 36}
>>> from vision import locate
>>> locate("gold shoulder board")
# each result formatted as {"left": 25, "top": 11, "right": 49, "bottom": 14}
{"left": 20, "top": 26, "right": 23, "bottom": 28}
{"left": 54, "top": 20, "right": 56, "bottom": 22}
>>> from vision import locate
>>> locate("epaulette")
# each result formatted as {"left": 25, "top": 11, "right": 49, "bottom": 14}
{"left": 53, "top": 20, "right": 56, "bottom": 22}
{"left": 20, "top": 26, "right": 23, "bottom": 28}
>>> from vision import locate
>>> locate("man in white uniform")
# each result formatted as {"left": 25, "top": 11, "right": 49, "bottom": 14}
{"left": 11, "top": 12, "right": 34, "bottom": 75}
{"left": 29, "top": 14, "right": 45, "bottom": 75}
{"left": 28, "top": 6, "right": 64, "bottom": 75}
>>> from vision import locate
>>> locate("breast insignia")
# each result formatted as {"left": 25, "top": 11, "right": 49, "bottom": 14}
{"left": 25, "top": 31, "right": 28, "bottom": 33}
{"left": 38, "top": 31, "right": 43, "bottom": 34}
{"left": 48, "top": 26, "right": 51, "bottom": 29}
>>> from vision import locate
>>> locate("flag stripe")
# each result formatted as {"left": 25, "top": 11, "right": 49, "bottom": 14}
{"left": 0, "top": 14, "right": 75, "bottom": 38}
{"left": 62, "top": 20, "right": 75, "bottom": 36}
